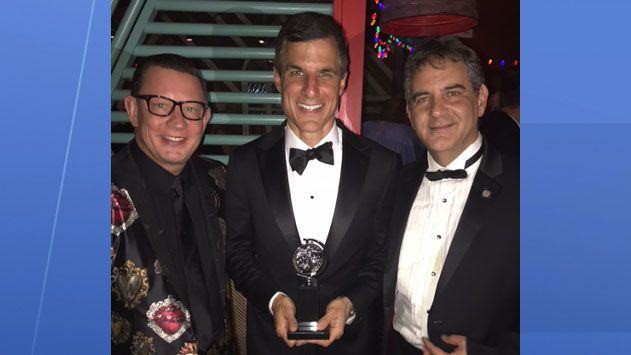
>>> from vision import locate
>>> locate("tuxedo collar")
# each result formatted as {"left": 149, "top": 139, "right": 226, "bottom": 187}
{"left": 284, "top": 121, "right": 342, "bottom": 151}
{"left": 427, "top": 133, "right": 483, "bottom": 171}
{"left": 385, "top": 137, "right": 506, "bottom": 300}
{"left": 325, "top": 125, "right": 368, "bottom": 259}
{"left": 259, "top": 119, "right": 369, "bottom": 259}
{"left": 412, "top": 136, "right": 502, "bottom": 179}
{"left": 261, "top": 135, "right": 301, "bottom": 251}
{"left": 435, "top": 138, "right": 504, "bottom": 296}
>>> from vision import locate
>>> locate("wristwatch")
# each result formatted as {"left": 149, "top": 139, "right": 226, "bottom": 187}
{"left": 336, "top": 296, "right": 356, "bottom": 324}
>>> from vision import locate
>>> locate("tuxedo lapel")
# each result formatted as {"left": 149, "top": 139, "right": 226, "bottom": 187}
{"left": 436, "top": 142, "right": 504, "bottom": 296}
{"left": 390, "top": 160, "right": 427, "bottom": 260}
{"left": 260, "top": 127, "right": 301, "bottom": 251}
{"left": 384, "top": 160, "right": 426, "bottom": 304}
{"left": 112, "top": 146, "right": 190, "bottom": 304}
{"left": 387, "top": 160, "right": 426, "bottom": 264}
{"left": 326, "top": 128, "right": 368, "bottom": 259}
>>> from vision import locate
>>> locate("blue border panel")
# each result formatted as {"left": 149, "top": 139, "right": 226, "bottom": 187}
{"left": 4, "top": 0, "right": 631, "bottom": 353}
{"left": 0, "top": 0, "right": 109, "bottom": 353}
{"left": 522, "top": 0, "right": 631, "bottom": 353}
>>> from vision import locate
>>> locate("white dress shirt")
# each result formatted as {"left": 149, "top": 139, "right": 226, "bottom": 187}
{"left": 285, "top": 125, "right": 343, "bottom": 245}
{"left": 393, "top": 134, "right": 483, "bottom": 350}
{"left": 268, "top": 124, "right": 343, "bottom": 313}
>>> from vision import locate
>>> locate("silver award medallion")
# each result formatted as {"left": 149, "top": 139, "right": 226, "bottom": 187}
{"left": 288, "top": 239, "right": 330, "bottom": 340}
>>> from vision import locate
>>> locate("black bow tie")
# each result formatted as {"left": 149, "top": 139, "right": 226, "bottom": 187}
{"left": 425, "top": 142, "right": 484, "bottom": 181}
{"left": 289, "top": 141, "right": 334, "bottom": 175}
{"left": 425, "top": 169, "right": 468, "bottom": 181}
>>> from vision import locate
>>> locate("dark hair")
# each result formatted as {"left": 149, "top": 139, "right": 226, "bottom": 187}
{"left": 130, "top": 53, "right": 208, "bottom": 101}
{"left": 274, "top": 12, "right": 349, "bottom": 75}
{"left": 498, "top": 68, "right": 520, "bottom": 108}
{"left": 404, "top": 37, "right": 484, "bottom": 102}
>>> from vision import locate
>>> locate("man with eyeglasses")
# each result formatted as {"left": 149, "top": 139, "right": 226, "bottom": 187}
{"left": 111, "top": 54, "right": 232, "bottom": 354}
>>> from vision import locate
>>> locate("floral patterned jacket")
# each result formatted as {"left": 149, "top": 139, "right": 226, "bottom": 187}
{"left": 111, "top": 144, "right": 232, "bottom": 355}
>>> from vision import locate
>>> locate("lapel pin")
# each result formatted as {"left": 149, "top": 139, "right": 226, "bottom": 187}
{"left": 482, "top": 189, "right": 492, "bottom": 199}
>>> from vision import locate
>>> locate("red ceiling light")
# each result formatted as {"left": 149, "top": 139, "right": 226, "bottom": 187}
{"left": 380, "top": 0, "right": 478, "bottom": 37}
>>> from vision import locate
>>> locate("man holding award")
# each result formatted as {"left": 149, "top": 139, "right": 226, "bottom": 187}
{"left": 226, "top": 12, "right": 399, "bottom": 354}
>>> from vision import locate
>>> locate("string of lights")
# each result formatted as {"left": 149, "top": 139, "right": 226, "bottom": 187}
{"left": 371, "top": 0, "right": 519, "bottom": 67}
{"left": 487, "top": 59, "right": 520, "bottom": 68}
{"left": 370, "top": 0, "right": 414, "bottom": 59}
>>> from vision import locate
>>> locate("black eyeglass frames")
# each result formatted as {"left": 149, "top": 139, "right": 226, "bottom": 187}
{"left": 133, "top": 95, "right": 208, "bottom": 121}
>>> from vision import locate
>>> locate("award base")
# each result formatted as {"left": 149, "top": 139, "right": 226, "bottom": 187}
{"left": 287, "top": 321, "right": 330, "bottom": 340}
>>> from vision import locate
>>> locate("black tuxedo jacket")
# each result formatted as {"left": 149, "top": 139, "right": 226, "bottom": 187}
{"left": 479, "top": 110, "right": 520, "bottom": 157}
{"left": 111, "top": 144, "right": 227, "bottom": 353}
{"left": 226, "top": 121, "right": 399, "bottom": 354}
{"left": 383, "top": 140, "right": 519, "bottom": 355}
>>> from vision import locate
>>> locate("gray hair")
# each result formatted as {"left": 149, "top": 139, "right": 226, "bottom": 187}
{"left": 404, "top": 37, "right": 484, "bottom": 102}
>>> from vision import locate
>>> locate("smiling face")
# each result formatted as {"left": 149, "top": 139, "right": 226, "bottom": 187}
{"left": 273, "top": 37, "right": 347, "bottom": 147}
{"left": 124, "top": 66, "right": 210, "bottom": 175}
{"left": 407, "top": 59, "right": 488, "bottom": 166}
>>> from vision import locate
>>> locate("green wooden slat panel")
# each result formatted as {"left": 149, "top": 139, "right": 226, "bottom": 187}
{"left": 211, "top": 113, "right": 285, "bottom": 125}
{"left": 122, "top": 68, "right": 273, "bottom": 82}
{"left": 112, "top": 133, "right": 259, "bottom": 145}
{"left": 112, "top": 0, "right": 145, "bottom": 66}
{"left": 111, "top": 133, "right": 136, "bottom": 144}
{"left": 144, "top": 22, "right": 280, "bottom": 37}
{"left": 205, "top": 70, "right": 274, "bottom": 82}
{"left": 112, "top": 0, "right": 159, "bottom": 93}
{"left": 205, "top": 134, "right": 260, "bottom": 146}
{"left": 112, "top": 0, "right": 318, "bottom": 169}
{"left": 112, "top": 0, "right": 121, "bottom": 15}
{"left": 112, "top": 112, "right": 127, "bottom": 122}
{"left": 215, "top": 92, "right": 281, "bottom": 104}
{"left": 112, "top": 90, "right": 281, "bottom": 104}
{"left": 134, "top": 45, "right": 274, "bottom": 59}
{"left": 112, "top": 111, "right": 285, "bottom": 125}
{"left": 155, "top": 0, "right": 332, "bottom": 15}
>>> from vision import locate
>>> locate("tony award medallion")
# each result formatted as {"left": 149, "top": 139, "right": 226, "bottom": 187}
{"left": 287, "top": 239, "right": 329, "bottom": 340}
